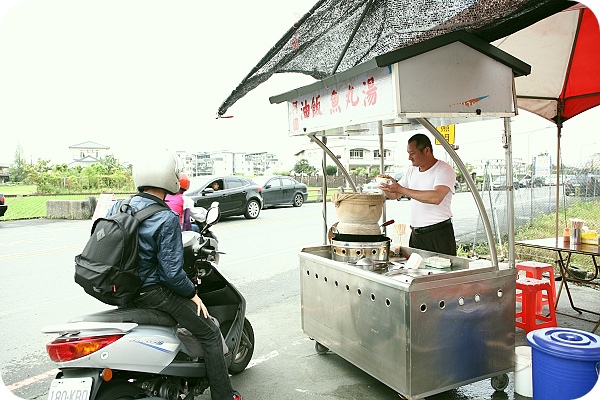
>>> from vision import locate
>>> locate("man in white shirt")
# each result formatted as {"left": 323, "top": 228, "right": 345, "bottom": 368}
{"left": 379, "top": 133, "right": 457, "bottom": 255}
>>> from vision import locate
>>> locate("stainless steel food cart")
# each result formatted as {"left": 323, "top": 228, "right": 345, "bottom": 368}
{"left": 300, "top": 246, "right": 515, "bottom": 399}
{"left": 270, "top": 31, "right": 529, "bottom": 399}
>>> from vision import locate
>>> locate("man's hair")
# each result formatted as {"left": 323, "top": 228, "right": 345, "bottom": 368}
{"left": 409, "top": 133, "right": 432, "bottom": 153}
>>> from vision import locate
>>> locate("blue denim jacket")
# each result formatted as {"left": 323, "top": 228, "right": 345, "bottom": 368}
{"left": 107, "top": 194, "right": 196, "bottom": 299}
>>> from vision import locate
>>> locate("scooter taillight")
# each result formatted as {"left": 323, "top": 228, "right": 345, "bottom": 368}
{"left": 46, "top": 334, "right": 124, "bottom": 362}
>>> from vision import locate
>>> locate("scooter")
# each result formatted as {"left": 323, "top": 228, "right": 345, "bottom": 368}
{"left": 42, "top": 204, "right": 254, "bottom": 400}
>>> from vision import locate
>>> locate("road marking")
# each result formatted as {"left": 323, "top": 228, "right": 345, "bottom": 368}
{"left": 6, "top": 369, "right": 58, "bottom": 391}
{"left": 246, "top": 350, "right": 279, "bottom": 369}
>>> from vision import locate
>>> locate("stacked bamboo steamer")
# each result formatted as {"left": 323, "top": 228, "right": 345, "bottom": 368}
{"left": 331, "top": 192, "right": 386, "bottom": 235}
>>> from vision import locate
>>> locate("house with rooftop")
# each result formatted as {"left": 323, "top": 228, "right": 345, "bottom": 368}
{"left": 68, "top": 141, "right": 110, "bottom": 167}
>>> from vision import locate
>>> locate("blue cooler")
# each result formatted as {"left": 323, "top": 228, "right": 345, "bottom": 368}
{"left": 526, "top": 328, "right": 600, "bottom": 400}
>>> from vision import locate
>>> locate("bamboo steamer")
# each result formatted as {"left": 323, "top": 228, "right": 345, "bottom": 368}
{"left": 331, "top": 192, "right": 386, "bottom": 235}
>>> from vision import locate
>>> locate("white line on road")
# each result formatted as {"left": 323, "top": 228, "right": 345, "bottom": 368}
{"left": 245, "top": 350, "right": 279, "bottom": 369}
{"left": 6, "top": 368, "right": 58, "bottom": 391}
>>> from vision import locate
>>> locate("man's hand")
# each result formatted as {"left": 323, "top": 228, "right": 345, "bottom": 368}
{"left": 378, "top": 180, "right": 403, "bottom": 200}
{"left": 191, "top": 294, "right": 208, "bottom": 318}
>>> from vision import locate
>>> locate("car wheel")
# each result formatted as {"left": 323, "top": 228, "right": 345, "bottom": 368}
{"left": 244, "top": 199, "right": 261, "bottom": 219}
{"left": 293, "top": 193, "right": 304, "bottom": 207}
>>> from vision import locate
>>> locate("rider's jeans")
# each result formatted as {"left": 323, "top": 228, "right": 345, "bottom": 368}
{"left": 131, "top": 286, "right": 233, "bottom": 400}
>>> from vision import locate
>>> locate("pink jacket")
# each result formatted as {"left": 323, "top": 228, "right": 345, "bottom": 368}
{"left": 165, "top": 193, "right": 184, "bottom": 226}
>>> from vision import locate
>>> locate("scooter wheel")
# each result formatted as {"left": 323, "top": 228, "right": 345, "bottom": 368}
{"left": 315, "top": 342, "right": 329, "bottom": 355}
{"left": 228, "top": 317, "right": 255, "bottom": 375}
{"left": 95, "top": 381, "right": 141, "bottom": 400}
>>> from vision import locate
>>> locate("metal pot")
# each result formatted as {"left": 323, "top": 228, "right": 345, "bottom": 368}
{"left": 331, "top": 238, "right": 390, "bottom": 264}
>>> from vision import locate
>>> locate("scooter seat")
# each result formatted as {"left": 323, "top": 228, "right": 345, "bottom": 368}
{"left": 70, "top": 308, "right": 178, "bottom": 327}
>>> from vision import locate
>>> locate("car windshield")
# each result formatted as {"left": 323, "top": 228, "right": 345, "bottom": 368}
{"left": 186, "top": 175, "right": 218, "bottom": 193}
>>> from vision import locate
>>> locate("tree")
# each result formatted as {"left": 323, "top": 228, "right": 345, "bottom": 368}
{"left": 325, "top": 165, "right": 338, "bottom": 176}
{"left": 350, "top": 167, "right": 367, "bottom": 176}
{"left": 9, "top": 145, "right": 28, "bottom": 182}
{"left": 455, "top": 162, "right": 475, "bottom": 183}
{"left": 293, "top": 159, "right": 316, "bottom": 175}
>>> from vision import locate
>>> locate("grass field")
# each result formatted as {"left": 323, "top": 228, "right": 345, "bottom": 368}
{"left": 0, "top": 184, "right": 37, "bottom": 195}
{"left": 1, "top": 194, "right": 92, "bottom": 220}
{"left": 0, "top": 184, "right": 328, "bottom": 221}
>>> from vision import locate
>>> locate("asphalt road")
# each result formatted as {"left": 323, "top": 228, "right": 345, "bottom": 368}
{"left": 0, "top": 195, "right": 596, "bottom": 399}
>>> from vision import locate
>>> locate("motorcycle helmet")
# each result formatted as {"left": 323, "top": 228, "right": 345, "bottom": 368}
{"left": 179, "top": 173, "right": 190, "bottom": 191}
{"left": 133, "top": 149, "right": 180, "bottom": 195}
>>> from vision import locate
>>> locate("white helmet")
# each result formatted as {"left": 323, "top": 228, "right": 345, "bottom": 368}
{"left": 132, "top": 149, "right": 180, "bottom": 195}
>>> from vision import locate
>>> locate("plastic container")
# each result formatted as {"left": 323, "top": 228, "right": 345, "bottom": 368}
{"left": 526, "top": 328, "right": 600, "bottom": 400}
{"left": 514, "top": 345, "right": 533, "bottom": 397}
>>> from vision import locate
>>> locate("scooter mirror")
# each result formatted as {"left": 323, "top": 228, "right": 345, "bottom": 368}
{"left": 206, "top": 206, "right": 220, "bottom": 225}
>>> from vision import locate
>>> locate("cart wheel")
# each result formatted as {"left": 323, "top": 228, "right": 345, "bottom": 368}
{"left": 315, "top": 342, "right": 329, "bottom": 355}
{"left": 491, "top": 373, "right": 509, "bottom": 392}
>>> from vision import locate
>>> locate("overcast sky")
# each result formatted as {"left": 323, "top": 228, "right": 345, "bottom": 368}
{"left": 1, "top": 0, "right": 599, "bottom": 170}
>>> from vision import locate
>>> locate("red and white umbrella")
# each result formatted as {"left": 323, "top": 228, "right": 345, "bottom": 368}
{"left": 494, "top": 4, "right": 600, "bottom": 125}
{"left": 494, "top": 4, "right": 600, "bottom": 235}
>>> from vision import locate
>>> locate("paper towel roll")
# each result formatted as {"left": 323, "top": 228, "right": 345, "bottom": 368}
{"left": 405, "top": 253, "right": 423, "bottom": 269}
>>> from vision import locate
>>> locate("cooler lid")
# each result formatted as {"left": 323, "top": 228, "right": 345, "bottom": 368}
{"left": 526, "top": 328, "right": 600, "bottom": 361}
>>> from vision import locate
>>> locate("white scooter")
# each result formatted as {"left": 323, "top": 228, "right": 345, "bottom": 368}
{"left": 42, "top": 205, "right": 254, "bottom": 400}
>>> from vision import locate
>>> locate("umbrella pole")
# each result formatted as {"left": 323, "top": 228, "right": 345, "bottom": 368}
{"left": 504, "top": 117, "right": 515, "bottom": 268}
{"left": 555, "top": 119, "right": 562, "bottom": 238}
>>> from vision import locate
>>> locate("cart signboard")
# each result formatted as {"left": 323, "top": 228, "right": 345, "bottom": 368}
{"left": 274, "top": 34, "right": 529, "bottom": 137}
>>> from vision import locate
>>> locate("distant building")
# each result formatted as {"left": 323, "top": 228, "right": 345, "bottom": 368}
{"left": 68, "top": 141, "right": 110, "bottom": 167}
{"left": 0, "top": 162, "right": 9, "bottom": 183}
{"left": 294, "top": 137, "right": 401, "bottom": 175}
{"left": 175, "top": 150, "right": 281, "bottom": 177}
{"left": 471, "top": 158, "right": 527, "bottom": 179}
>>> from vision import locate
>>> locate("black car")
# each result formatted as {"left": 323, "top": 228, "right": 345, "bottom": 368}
{"left": 184, "top": 175, "right": 263, "bottom": 219}
{"left": 564, "top": 175, "right": 600, "bottom": 197}
{"left": 0, "top": 193, "right": 6, "bottom": 217}
{"left": 253, "top": 175, "right": 308, "bottom": 208}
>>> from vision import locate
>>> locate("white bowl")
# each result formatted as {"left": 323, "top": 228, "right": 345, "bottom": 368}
{"left": 374, "top": 177, "right": 392, "bottom": 185}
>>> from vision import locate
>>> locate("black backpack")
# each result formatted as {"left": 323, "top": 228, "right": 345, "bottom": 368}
{"left": 74, "top": 195, "right": 169, "bottom": 306}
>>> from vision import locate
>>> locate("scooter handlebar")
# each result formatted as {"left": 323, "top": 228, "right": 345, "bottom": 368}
{"left": 200, "top": 247, "right": 216, "bottom": 257}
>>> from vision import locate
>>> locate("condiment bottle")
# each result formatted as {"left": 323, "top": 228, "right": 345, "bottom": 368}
{"left": 563, "top": 227, "right": 571, "bottom": 243}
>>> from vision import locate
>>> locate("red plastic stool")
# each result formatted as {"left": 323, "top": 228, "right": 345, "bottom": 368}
{"left": 516, "top": 261, "right": 556, "bottom": 312}
{"left": 515, "top": 277, "right": 557, "bottom": 333}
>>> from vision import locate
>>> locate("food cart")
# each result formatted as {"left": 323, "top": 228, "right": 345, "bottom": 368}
{"left": 269, "top": 31, "right": 530, "bottom": 399}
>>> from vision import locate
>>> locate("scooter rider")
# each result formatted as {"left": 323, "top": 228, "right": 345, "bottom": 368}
{"left": 107, "top": 149, "right": 243, "bottom": 400}
{"left": 165, "top": 172, "right": 197, "bottom": 232}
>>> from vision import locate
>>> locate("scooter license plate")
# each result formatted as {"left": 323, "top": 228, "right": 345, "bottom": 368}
{"left": 46, "top": 377, "right": 92, "bottom": 400}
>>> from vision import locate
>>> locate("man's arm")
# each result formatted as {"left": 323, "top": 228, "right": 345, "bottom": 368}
{"left": 379, "top": 181, "right": 450, "bottom": 205}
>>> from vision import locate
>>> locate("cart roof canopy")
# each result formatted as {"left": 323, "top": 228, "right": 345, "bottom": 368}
{"left": 216, "top": 0, "right": 574, "bottom": 117}
{"left": 269, "top": 31, "right": 531, "bottom": 137}
{"left": 270, "top": 30, "right": 530, "bottom": 105}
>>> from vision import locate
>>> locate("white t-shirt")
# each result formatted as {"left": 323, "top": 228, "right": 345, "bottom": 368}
{"left": 399, "top": 160, "right": 455, "bottom": 228}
